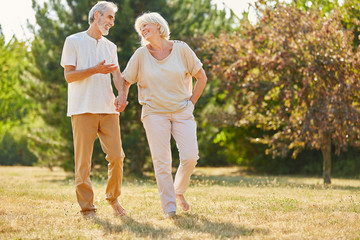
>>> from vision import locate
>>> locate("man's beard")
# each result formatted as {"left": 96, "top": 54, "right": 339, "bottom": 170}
{"left": 97, "top": 18, "right": 109, "bottom": 36}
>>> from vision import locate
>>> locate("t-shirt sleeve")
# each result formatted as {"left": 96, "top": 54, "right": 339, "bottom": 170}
{"left": 123, "top": 48, "right": 141, "bottom": 85}
{"left": 60, "top": 37, "right": 77, "bottom": 68}
{"left": 182, "top": 42, "right": 203, "bottom": 76}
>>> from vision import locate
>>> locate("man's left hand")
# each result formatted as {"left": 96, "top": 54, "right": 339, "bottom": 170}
{"left": 115, "top": 97, "right": 128, "bottom": 112}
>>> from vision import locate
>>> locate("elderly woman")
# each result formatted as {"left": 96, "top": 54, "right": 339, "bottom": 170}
{"left": 115, "top": 12, "right": 207, "bottom": 218}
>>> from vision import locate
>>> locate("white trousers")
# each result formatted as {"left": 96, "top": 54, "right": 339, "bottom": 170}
{"left": 142, "top": 102, "right": 199, "bottom": 213}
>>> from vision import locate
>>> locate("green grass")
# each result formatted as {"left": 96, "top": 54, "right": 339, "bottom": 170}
{"left": 0, "top": 166, "right": 359, "bottom": 239}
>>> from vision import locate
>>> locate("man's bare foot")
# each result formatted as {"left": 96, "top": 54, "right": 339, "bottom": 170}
{"left": 111, "top": 201, "right": 126, "bottom": 216}
{"left": 81, "top": 210, "right": 96, "bottom": 219}
{"left": 176, "top": 194, "right": 190, "bottom": 211}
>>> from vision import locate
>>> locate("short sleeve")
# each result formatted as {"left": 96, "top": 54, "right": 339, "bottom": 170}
{"left": 110, "top": 43, "right": 119, "bottom": 68}
{"left": 181, "top": 42, "right": 203, "bottom": 76}
{"left": 60, "top": 37, "right": 77, "bottom": 68}
{"left": 123, "top": 48, "right": 142, "bottom": 84}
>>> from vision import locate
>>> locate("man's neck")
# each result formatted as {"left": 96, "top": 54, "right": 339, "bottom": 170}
{"left": 86, "top": 25, "right": 102, "bottom": 40}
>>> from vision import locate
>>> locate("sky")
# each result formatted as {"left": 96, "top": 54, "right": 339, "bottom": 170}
{"left": 0, "top": 0, "right": 256, "bottom": 43}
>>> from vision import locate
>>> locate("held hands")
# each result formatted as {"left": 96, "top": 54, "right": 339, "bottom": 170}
{"left": 114, "top": 96, "right": 128, "bottom": 112}
{"left": 96, "top": 60, "right": 118, "bottom": 74}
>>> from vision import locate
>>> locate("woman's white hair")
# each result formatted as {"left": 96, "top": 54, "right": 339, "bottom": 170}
{"left": 134, "top": 12, "right": 170, "bottom": 46}
{"left": 88, "top": 1, "right": 118, "bottom": 25}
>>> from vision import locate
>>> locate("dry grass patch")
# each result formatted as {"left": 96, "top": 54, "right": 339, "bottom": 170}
{"left": 0, "top": 166, "right": 359, "bottom": 239}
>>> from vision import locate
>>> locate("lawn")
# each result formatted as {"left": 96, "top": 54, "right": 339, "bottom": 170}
{"left": 0, "top": 166, "right": 359, "bottom": 239}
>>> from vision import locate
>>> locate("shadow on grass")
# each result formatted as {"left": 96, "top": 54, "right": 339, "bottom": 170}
{"left": 92, "top": 215, "right": 171, "bottom": 238}
{"left": 191, "top": 174, "right": 360, "bottom": 190}
{"left": 172, "top": 212, "right": 267, "bottom": 238}
{"left": 47, "top": 169, "right": 360, "bottom": 191}
{"left": 92, "top": 213, "right": 267, "bottom": 239}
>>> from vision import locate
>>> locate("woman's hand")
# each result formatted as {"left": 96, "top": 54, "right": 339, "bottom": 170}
{"left": 114, "top": 97, "right": 128, "bottom": 112}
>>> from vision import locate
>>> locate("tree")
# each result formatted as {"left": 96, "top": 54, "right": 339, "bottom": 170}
{"left": 205, "top": 2, "right": 360, "bottom": 183}
{"left": 295, "top": 0, "right": 339, "bottom": 12}
{"left": 340, "top": 0, "right": 360, "bottom": 48}
{"left": 0, "top": 28, "right": 34, "bottom": 132}
{"left": 0, "top": 27, "right": 39, "bottom": 166}
{"left": 296, "top": 0, "right": 360, "bottom": 48}
{"left": 167, "top": 0, "right": 236, "bottom": 39}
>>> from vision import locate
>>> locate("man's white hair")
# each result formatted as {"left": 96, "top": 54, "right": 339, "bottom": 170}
{"left": 88, "top": 1, "right": 118, "bottom": 25}
{"left": 135, "top": 12, "right": 170, "bottom": 46}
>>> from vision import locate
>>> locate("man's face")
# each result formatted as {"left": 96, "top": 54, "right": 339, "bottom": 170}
{"left": 96, "top": 8, "right": 115, "bottom": 36}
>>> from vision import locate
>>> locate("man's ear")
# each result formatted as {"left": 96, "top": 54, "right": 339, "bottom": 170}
{"left": 94, "top": 10, "right": 101, "bottom": 21}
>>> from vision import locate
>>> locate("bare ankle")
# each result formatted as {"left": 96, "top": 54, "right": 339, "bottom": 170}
{"left": 110, "top": 201, "right": 126, "bottom": 216}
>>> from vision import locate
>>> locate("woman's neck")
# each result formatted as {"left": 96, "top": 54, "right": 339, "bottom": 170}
{"left": 148, "top": 38, "right": 171, "bottom": 51}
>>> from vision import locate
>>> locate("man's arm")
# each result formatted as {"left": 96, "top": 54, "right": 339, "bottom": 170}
{"left": 190, "top": 68, "right": 207, "bottom": 106}
{"left": 114, "top": 72, "right": 131, "bottom": 112}
{"left": 64, "top": 60, "right": 118, "bottom": 83}
{"left": 112, "top": 68, "right": 122, "bottom": 92}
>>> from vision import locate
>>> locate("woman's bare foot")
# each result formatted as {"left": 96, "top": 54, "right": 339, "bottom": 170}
{"left": 165, "top": 211, "right": 176, "bottom": 218}
{"left": 176, "top": 194, "right": 190, "bottom": 211}
{"left": 111, "top": 201, "right": 126, "bottom": 216}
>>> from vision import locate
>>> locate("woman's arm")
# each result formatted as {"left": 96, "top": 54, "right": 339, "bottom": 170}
{"left": 190, "top": 68, "right": 207, "bottom": 105}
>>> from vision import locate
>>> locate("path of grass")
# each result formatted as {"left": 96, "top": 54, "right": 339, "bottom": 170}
{"left": 0, "top": 166, "right": 359, "bottom": 239}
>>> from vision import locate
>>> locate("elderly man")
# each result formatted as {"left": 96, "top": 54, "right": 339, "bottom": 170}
{"left": 60, "top": 1, "right": 126, "bottom": 217}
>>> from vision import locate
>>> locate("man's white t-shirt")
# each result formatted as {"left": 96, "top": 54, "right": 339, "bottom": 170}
{"left": 123, "top": 41, "right": 203, "bottom": 119}
{"left": 60, "top": 31, "right": 119, "bottom": 116}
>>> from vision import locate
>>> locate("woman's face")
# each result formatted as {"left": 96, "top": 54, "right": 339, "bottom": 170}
{"left": 140, "top": 23, "right": 160, "bottom": 41}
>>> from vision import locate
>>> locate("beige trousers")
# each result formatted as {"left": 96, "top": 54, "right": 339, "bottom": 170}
{"left": 142, "top": 102, "right": 199, "bottom": 214}
{"left": 71, "top": 113, "right": 125, "bottom": 213}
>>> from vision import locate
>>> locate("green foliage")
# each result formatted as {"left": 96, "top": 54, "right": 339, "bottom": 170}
{"left": 0, "top": 132, "right": 37, "bottom": 166}
{"left": 0, "top": 30, "right": 34, "bottom": 132}
{"left": 167, "top": 0, "right": 237, "bottom": 39}
{"left": 212, "top": 126, "right": 266, "bottom": 166}
{"left": 0, "top": 26, "right": 40, "bottom": 166}
{"left": 340, "top": 0, "right": 360, "bottom": 48}
{"left": 332, "top": 147, "right": 360, "bottom": 178}
{"left": 295, "top": 0, "right": 339, "bottom": 12}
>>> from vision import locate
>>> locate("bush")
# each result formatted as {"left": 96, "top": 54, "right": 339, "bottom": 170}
{"left": 0, "top": 132, "right": 37, "bottom": 166}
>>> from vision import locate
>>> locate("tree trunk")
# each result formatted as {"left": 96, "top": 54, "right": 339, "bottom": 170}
{"left": 320, "top": 132, "right": 331, "bottom": 184}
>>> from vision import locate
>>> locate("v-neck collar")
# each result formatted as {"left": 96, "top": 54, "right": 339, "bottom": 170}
{"left": 145, "top": 41, "right": 175, "bottom": 63}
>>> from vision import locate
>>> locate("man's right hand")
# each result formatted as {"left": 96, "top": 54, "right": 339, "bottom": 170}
{"left": 64, "top": 60, "right": 119, "bottom": 83}
{"left": 95, "top": 60, "right": 119, "bottom": 74}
